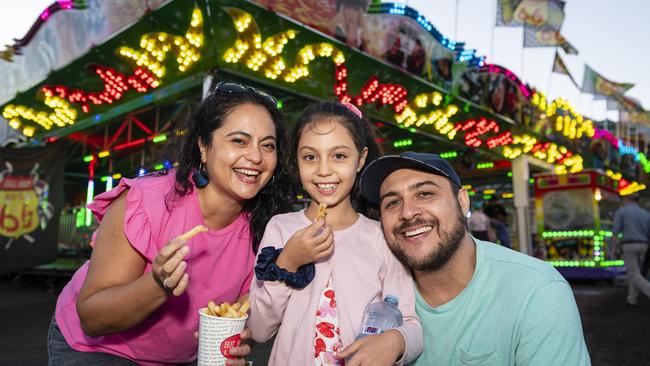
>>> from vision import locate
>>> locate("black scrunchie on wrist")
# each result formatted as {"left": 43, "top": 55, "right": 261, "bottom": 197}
{"left": 254, "top": 247, "right": 315, "bottom": 289}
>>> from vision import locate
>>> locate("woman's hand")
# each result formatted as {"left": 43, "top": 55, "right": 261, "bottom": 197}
{"left": 336, "top": 330, "right": 405, "bottom": 366}
{"left": 275, "top": 219, "right": 334, "bottom": 272}
{"left": 152, "top": 237, "right": 191, "bottom": 296}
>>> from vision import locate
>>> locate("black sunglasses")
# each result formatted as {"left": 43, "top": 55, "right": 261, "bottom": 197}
{"left": 213, "top": 82, "right": 278, "bottom": 106}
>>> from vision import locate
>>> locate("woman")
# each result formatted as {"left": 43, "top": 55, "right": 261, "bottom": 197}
{"left": 48, "top": 82, "right": 293, "bottom": 366}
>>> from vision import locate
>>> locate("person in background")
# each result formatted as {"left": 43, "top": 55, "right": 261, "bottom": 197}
{"left": 359, "top": 151, "right": 590, "bottom": 365}
{"left": 468, "top": 203, "right": 491, "bottom": 242}
{"left": 48, "top": 82, "right": 293, "bottom": 366}
{"left": 248, "top": 101, "right": 423, "bottom": 366}
{"left": 611, "top": 194, "right": 650, "bottom": 307}
{"left": 484, "top": 198, "right": 511, "bottom": 248}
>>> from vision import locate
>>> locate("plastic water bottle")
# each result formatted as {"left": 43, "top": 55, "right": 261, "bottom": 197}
{"left": 356, "top": 295, "right": 403, "bottom": 339}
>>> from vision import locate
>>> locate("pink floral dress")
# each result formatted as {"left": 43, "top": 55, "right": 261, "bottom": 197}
{"left": 314, "top": 276, "right": 344, "bottom": 365}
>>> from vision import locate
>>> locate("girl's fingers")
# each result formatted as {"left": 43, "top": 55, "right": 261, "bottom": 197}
{"left": 314, "top": 239, "right": 335, "bottom": 260}
{"left": 312, "top": 223, "right": 332, "bottom": 243}
{"left": 305, "top": 218, "right": 326, "bottom": 236}
{"left": 163, "top": 260, "right": 187, "bottom": 289}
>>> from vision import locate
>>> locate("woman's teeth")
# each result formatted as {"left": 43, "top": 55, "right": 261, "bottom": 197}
{"left": 234, "top": 168, "right": 260, "bottom": 176}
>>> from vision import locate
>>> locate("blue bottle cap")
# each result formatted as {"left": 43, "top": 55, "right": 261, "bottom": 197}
{"left": 384, "top": 295, "right": 399, "bottom": 306}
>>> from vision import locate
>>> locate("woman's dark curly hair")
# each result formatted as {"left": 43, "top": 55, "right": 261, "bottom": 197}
{"left": 166, "top": 84, "right": 293, "bottom": 252}
{"left": 290, "top": 101, "right": 382, "bottom": 219}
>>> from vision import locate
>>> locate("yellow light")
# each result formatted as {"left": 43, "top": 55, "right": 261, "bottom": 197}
{"left": 8, "top": 119, "right": 20, "bottom": 129}
{"left": 98, "top": 150, "right": 110, "bottom": 158}
{"left": 23, "top": 126, "right": 35, "bottom": 137}
{"left": 118, "top": 7, "right": 203, "bottom": 78}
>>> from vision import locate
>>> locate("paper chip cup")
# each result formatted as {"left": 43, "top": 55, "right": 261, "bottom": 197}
{"left": 198, "top": 308, "right": 248, "bottom": 366}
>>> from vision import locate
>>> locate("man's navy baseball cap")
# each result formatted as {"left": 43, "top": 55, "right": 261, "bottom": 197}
{"left": 360, "top": 151, "right": 462, "bottom": 204}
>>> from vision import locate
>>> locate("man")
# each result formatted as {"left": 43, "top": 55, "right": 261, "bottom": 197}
{"left": 611, "top": 194, "right": 650, "bottom": 307}
{"left": 359, "top": 152, "right": 590, "bottom": 365}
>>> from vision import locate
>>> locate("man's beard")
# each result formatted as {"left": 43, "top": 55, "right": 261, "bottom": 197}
{"left": 385, "top": 205, "right": 467, "bottom": 272}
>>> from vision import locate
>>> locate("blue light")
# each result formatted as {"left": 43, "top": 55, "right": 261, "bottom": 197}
{"left": 94, "top": 114, "right": 101, "bottom": 121}
{"left": 163, "top": 160, "right": 173, "bottom": 169}
{"left": 619, "top": 139, "right": 638, "bottom": 156}
{"left": 138, "top": 167, "right": 147, "bottom": 176}
{"left": 375, "top": 2, "right": 483, "bottom": 61}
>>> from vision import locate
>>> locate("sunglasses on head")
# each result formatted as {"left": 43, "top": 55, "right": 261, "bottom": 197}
{"left": 213, "top": 82, "right": 278, "bottom": 106}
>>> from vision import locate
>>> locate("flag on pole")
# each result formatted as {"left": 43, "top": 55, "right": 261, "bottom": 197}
{"left": 551, "top": 51, "right": 579, "bottom": 88}
{"left": 607, "top": 94, "right": 645, "bottom": 113}
{"left": 581, "top": 65, "right": 634, "bottom": 96}
{"left": 523, "top": 27, "right": 577, "bottom": 53}
{"left": 560, "top": 39, "right": 578, "bottom": 55}
{"left": 496, "top": 0, "right": 523, "bottom": 26}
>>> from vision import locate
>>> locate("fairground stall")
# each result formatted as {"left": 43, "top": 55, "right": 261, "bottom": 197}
{"left": 0, "top": 0, "right": 646, "bottom": 276}
{"left": 534, "top": 169, "right": 629, "bottom": 279}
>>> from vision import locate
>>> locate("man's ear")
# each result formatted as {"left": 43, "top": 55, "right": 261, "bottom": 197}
{"left": 457, "top": 187, "right": 470, "bottom": 216}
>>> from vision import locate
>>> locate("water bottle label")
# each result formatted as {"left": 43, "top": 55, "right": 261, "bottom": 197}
{"left": 361, "top": 325, "right": 383, "bottom": 335}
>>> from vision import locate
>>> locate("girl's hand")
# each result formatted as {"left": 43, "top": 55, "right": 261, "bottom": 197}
{"left": 276, "top": 219, "right": 334, "bottom": 272}
{"left": 335, "top": 329, "right": 405, "bottom": 366}
{"left": 151, "top": 237, "right": 191, "bottom": 296}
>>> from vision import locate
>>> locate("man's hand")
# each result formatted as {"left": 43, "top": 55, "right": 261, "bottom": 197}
{"left": 336, "top": 329, "right": 405, "bottom": 366}
{"left": 195, "top": 328, "right": 253, "bottom": 366}
{"left": 226, "top": 328, "right": 253, "bottom": 366}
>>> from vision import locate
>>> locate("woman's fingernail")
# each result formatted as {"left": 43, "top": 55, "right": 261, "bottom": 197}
{"left": 181, "top": 246, "right": 190, "bottom": 254}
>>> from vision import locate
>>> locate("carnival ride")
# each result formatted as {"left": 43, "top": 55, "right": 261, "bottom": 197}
{"left": 0, "top": 0, "right": 645, "bottom": 275}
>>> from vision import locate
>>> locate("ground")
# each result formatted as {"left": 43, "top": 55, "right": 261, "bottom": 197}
{"left": 1, "top": 274, "right": 648, "bottom": 366}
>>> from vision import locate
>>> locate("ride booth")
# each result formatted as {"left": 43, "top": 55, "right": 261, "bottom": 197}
{"left": 534, "top": 169, "right": 625, "bottom": 279}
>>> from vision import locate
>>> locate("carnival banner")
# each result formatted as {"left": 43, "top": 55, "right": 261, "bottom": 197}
{"left": 0, "top": 142, "right": 65, "bottom": 273}
{"left": 607, "top": 94, "right": 645, "bottom": 113}
{"left": 456, "top": 65, "right": 527, "bottom": 123}
{"left": 560, "top": 38, "right": 579, "bottom": 55}
{"left": 497, "top": 0, "right": 566, "bottom": 28}
{"left": 496, "top": 0, "right": 523, "bottom": 26}
{"left": 551, "top": 51, "right": 578, "bottom": 87}
{"left": 253, "top": 0, "right": 457, "bottom": 86}
{"left": 581, "top": 65, "right": 634, "bottom": 97}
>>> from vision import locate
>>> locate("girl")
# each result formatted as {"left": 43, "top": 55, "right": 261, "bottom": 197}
{"left": 48, "top": 82, "right": 293, "bottom": 366}
{"left": 248, "top": 101, "right": 423, "bottom": 365}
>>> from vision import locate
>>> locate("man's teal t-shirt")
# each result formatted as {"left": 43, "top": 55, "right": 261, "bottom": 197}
{"left": 409, "top": 239, "right": 590, "bottom": 366}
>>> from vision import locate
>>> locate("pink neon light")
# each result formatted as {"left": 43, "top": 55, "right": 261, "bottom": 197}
{"left": 593, "top": 128, "right": 619, "bottom": 148}
{"left": 481, "top": 64, "right": 531, "bottom": 98}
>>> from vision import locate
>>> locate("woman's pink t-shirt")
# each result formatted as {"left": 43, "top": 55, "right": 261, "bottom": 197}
{"left": 54, "top": 173, "right": 255, "bottom": 365}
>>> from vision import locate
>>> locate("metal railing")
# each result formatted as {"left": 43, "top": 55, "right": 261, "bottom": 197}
{"left": 57, "top": 206, "right": 97, "bottom": 257}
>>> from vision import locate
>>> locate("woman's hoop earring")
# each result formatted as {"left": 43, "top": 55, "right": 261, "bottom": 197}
{"left": 192, "top": 162, "right": 209, "bottom": 188}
